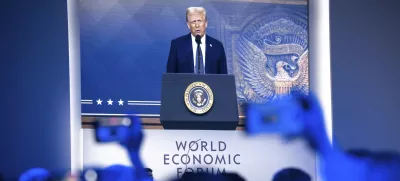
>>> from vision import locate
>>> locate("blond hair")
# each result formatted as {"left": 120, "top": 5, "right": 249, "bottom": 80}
{"left": 186, "top": 7, "right": 207, "bottom": 22}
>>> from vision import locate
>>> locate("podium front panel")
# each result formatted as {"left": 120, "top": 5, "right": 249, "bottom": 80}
{"left": 160, "top": 73, "right": 239, "bottom": 130}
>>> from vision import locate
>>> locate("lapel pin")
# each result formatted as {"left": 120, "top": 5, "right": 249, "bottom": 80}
{"left": 210, "top": 44, "right": 212, "bottom": 47}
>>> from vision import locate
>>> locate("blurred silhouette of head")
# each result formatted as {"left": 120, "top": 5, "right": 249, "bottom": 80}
{"left": 19, "top": 168, "right": 51, "bottom": 181}
{"left": 371, "top": 151, "right": 400, "bottom": 163}
{"left": 145, "top": 168, "right": 154, "bottom": 180}
{"left": 347, "top": 149, "right": 400, "bottom": 163}
{"left": 20, "top": 168, "right": 80, "bottom": 181}
{"left": 173, "top": 171, "right": 226, "bottom": 181}
{"left": 347, "top": 149, "right": 373, "bottom": 158}
{"left": 220, "top": 172, "right": 246, "bottom": 181}
{"left": 272, "top": 167, "right": 311, "bottom": 181}
{"left": 172, "top": 171, "right": 246, "bottom": 181}
{"left": 100, "top": 164, "right": 134, "bottom": 181}
{"left": 348, "top": 149, "right": 400, "bottom": 181}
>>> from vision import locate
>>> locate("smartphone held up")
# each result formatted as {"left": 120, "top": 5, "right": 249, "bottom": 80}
{"left": 245, "top": 93, "right": 310, "bottom": 137}
{"left": 94, "top": 117, "right": 132, "bottom": 143}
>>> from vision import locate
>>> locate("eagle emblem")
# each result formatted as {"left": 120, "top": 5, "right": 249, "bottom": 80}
{"left": 232, "top": 18, "right": 309, "bottom": 104}
{"left": 184, "top": 82, "right": 214, "bottom": 114}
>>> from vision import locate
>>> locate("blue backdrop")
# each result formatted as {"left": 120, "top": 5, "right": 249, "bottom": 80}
{"left": 79, "top": 0, "right": 309, "bottom": 116}
{"left": 1, "top": 0, "right": 71, "bottom": 179}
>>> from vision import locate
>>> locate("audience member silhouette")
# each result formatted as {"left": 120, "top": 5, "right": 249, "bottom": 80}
{"left": 272, "top": 167, "right": 311, "bottom": 181}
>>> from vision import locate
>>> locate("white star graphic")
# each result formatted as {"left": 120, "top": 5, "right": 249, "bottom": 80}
{"left": 118, "top": 99, "right": 124, "bottom": 106}
{"left": 96, "top": 98, "right": 102, "bottom": 105}
{"left": 107, "top": 99, "right": 113, "bottom": 105}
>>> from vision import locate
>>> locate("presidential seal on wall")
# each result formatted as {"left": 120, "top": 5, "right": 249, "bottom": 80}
{"left": 184, "top": 82, "right": 214, "bottom": 114}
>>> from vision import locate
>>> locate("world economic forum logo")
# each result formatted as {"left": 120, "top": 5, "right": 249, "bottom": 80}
{"left": 184, "top": 82, "right": 214, "bottom": 114}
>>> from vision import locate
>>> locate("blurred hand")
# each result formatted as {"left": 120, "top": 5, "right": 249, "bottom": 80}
{"left": 119, "top": 115, "right": 143, "bottom": 152}
{"left": 297, "top": 92, "right": 373, "bottom": 181}
{"left": 295, "top": 92, "right": 331, "bottom": 154}
{"left": 118, "top": 114, "right": 150, "bottom": 181}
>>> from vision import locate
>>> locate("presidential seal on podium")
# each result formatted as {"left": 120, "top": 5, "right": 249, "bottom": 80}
{"left": 184, "top": 82, "right": 214, "bottom": 114}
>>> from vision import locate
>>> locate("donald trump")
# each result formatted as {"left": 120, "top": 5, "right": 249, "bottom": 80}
{"left": 166, "top": 7, "right": 228, "bottom": 74}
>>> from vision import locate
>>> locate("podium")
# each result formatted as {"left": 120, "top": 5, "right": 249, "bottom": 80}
{"left": 160, "top": 73, "right": 239, "bottom": 130}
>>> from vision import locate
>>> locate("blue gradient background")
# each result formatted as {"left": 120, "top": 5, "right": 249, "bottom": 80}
{"left": 330, "top": 0, "right": 400, "bottom": 151}
{"left": 1, "top": 0, "right": 71, "bottom": 179}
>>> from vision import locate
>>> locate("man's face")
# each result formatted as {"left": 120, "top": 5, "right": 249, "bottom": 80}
{"left": 187, "top": 13, "right": 207, "bottom": 37}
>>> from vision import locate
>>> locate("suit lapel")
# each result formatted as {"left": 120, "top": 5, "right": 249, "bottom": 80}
{"left": 186, "top": 33, "right": 194, "bottom": 73}
{"left": 205, "top": 35, "right": 210, "bottom": 74}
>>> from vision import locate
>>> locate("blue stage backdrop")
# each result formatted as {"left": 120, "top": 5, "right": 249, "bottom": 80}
{"left": 79, "top": 0, "right": 309, "bottom": 116}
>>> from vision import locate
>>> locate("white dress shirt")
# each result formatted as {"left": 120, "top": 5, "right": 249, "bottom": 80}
{"left": 191, "top": 34, "right": 206, "bottom": 72}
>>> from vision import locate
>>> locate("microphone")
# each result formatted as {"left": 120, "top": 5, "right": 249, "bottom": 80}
{"left": 195, "top": 35, "right": 202, "bottom": 44}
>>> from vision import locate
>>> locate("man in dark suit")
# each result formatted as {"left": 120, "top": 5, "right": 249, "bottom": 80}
{"left": 166, "top": 7, "right": 227, "bottom": 74}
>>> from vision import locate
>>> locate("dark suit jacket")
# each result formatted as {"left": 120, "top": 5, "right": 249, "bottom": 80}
{"left": 166, "top": 33, "right": 228, "bottom": 74}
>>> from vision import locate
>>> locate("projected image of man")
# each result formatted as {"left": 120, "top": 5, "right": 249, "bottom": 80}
{"left": 166, "top": 7, "right": 228, "bottom": 74}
